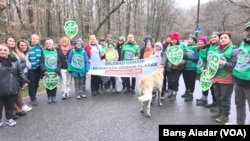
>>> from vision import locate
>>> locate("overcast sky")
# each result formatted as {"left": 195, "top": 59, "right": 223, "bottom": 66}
{"left": 176, "top": 0, "right": 210, "bottom": 9}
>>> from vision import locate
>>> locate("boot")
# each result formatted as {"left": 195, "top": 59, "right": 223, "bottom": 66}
{"left": 205, "top": 102, "right": 217, "bottom": 108}
{"left": 215, "top": 113, "right": 229, "bottom": 123}
{"left": 184, "top": 92, "right": 193, "bottom": 102}
{"left": 47, "top": 97, "right": 52, "bottom": 103}
{"left": 211, "top": 110, "right": 221, "bottom": 118}
{"left": 52, "top": 96, "right": 57, "bottom": 103}
{"left": 181, "top": 90, "right": 190, "bottom": 98}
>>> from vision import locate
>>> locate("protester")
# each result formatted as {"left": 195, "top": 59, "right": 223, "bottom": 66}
{"left": 27, "top": 34, "right": 43, "bottom": 106}
{"left": 229, "top": 22, "right": 250, "bottom": 125}
{"left": 40, "top": 39, "right": 61, "bottom": 103}
{"left": 0, "top": 43, "right": 29, "bottom": 127}
{"left": 57, "top": 36, "right": 73, "bottom": 99}
{"left": 121, "top": 34, "right": 140, "bottom": 95}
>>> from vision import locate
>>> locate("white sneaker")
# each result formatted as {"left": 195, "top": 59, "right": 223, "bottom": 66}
{"left": 76, "top": 94, "right": 81, "bottom": 99}
{"left": 66, "top": 93, "right": 71, "bottom": 98}
{"left": 0, "top": 121, "right": 2, "bottom": 127}
{"left": 22, "top": 105, "right": 32, "bottom": 112}
{"left": 111, "top": 88, "right": 116, "bottom": 93}
{"left": 6, "top": 119, "right": 16, "bottom": 127}
{"left": 225, "top": 122, "right": 238, "bottom": 125}
{"left": 106, "top": 88, "right": 111, "bottom": 93}
{"left": 80, "top": 94, "right": 87, "bottom": 98}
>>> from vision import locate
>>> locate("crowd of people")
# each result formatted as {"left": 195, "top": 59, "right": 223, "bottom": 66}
{"left": 0, "top": 22, "right": 250, "bottom": 127}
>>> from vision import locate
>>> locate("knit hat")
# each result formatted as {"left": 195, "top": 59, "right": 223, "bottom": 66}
{"left": 99, "top": 37, "right": 105, "bottom": 41}
{"left": 118, "top": 36, "right": 126, "bottom": 42}
{"left": 198, "top": 36, "right": 208, "bottom": 44}
{"left": 155, "top": 42, "right": 163, "bottom": 49}
{"left": 74, "top": 38, "right": 83, "bottom": 44}
{"left": 106, "top": 34, "right": 112, "bottom": 38}
{"left": 188, "top": 35, "right": 197, "bottom": 43}
{"left": 45, "top": 39, "right": 54, "bottom": 45}
{"left": 143, "top": 35, "right": 152, "bottom": 42}
{"left": 170, "top": 32, "right": 180, "bottom": 41}
{"left": 244, "top": 21, "right": 250, "bottom": 31}
{"left": 212, "top": 32, "right": 220, "bottom": 36}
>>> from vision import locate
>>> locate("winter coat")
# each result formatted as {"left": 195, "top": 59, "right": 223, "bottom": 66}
{"left": 0, "top": 56, "right": 29, "bottom": 97}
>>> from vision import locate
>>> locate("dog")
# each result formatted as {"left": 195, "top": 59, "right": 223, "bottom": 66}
{"left": 138, "top": 67, "right": 164, "bottom": 117}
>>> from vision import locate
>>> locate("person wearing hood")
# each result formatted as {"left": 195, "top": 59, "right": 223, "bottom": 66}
{"left": 139, "top": 35, "right": 153, "bottom": 59}
{"left": 229, "top": 22, "right": 250, "bottom": 125}
{"left": 0, "top": 43, "right": 29, "bottom": 127}
{"left": 181, "top": 35, "right": 199, "bottom": 102}
{"left": 67, "top": 38, "right": 90, "bottom": 99}
{"left": 56, "top": 36, "right": 73, "bottom": 99}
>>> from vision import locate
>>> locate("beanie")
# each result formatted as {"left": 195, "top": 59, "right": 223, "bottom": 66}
{"left": 245, "top": 21, "right": 250, "bottom": 31}
{"left": 143, "top": 35, "right": 152, "bottom": 42}
{"left": 170, "top": 32, "right": 180, "bottom": 41}
{"left": 106, "top": 34, "right": 112, "bottom": 38}
{"left": 212, "top": 32, "right": 220, "bottom": 36}
{"left": 155, "top": 42, "right": 163, "bottom": 49}
{"left": 118, "top": 36, "right": 126, "bottom": 42}
{"left": 198, "top": 36, "right": 208, "bottom": 44}
{"left": 45, "top": 39, "right": 54, "bottom": 45}
{"left": 74, "top": 38, "right": 83, "bottom": 44}
{"left": 189, "top": 35, "right": 197, "bottom": 43}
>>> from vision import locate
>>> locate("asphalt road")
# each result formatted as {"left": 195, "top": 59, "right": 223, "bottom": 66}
{"left": 0, "top": 75, "right": 249, "bottom": 141}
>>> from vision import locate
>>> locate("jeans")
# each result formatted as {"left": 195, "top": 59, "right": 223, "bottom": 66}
{"left": 27, "top": 68, "right": 42, "bottom": 101}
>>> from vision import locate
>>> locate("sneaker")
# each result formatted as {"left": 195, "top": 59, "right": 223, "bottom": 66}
{"left": 13, "top": 114, "right": 19, "bottom": 120}
{"left": 76, "top": 94, "right": 81, "bottom": 99}
{"left": 22, "top": 105, "right": 32, "bottom": 112}
{"left": 66, "top": 93, "right": 71, "bottom": 98}
{"left": 31, "top": 100, "right": 38, "bottom": 106}
{"left": 169, "top": 91, "right": 177, "bottom": 101}
{"left": 62, "top": 93, "right": 67, "bottom": 100}
{"left": 225, "top": 122, "right": 238, "bottom": 125}
{"left": 80, "top": 94, "right": 87, "bottom": 98}
{"left": 196, "top": 99, "right": 207, "bottom": 106}
{"left": 16, "top": 111, "right": 26, "bottom": 116}
{"left": 52, "top": 96, "right": 57, "bottom": 103}
{"left": 0, "top": 121, "right": 2, "bottom": 127}
{"left": 165, "top": 89, "right": 172, "bottom": 95}
{"left": 47, "top": 97, "right": 52, "bottom": 103}
{"left": 124, "top": 89, "right": 130, "bottom": 94}
{"left": 6, "top": 119, "right": 16, "bottom": 127}
{"left": 211, "top": 111, "right": 221, "bottom": 118}
{"left": 181, "top": 90, "right": 189, "bottom": 98}
{"left": 216, "top": 114, "right": 229, "bottom": 123}
{"left": 204, "top": 102, "right": 217, "bottom": 108}
{"left": 111, "top": 88, "right": 116, "bottom": 93}
{"left": 106, "top": 88, "right": 111, "bottom": 93}
{"left": 184, "top": 94, "right": 193, "bottom": 102}
{"left": 130, "top": 89, "right": 135, "bottom": 95}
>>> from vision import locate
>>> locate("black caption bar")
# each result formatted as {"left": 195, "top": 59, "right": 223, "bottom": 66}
{"left": 159, "top": 125, "right": 250, "bottom": 140}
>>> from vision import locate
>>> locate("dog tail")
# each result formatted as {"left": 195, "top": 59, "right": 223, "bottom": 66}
{"left": 138, "top": 94, "right": 151, "bottom": 102}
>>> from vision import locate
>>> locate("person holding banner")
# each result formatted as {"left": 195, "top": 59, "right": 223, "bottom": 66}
{"left": 40, "top": 39, "right": 61, "bottom": 103}
{"left": 160, "top": 32, "right": 187, "bottom": 101}
{"left": 57, "top": 36, "right": 73, "bottom": 99}
{"left": 103, "top": 43, "right": 119, "bottom": 93}
{"left": 229, "top": 22, "right": 250, "bottom": 125}
{"left": 121, "top": 34, "right": 140, "bottom": 95}
{"left": 88, "top": 35, "right": 104, "bottom": 96}
{"left": 67, "top": 38, "right": 90, "bottom": 99}
{"left": 209, "top": 32, "right": 238, "bottom": 124}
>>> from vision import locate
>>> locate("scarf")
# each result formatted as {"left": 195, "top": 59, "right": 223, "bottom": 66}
{"left": 60, "top": 44, "right": 72, "bottom": 55}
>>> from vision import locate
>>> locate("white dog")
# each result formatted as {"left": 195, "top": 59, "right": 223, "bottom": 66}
{"left": 138, "top": 67, "right": 164, "bottom": 117}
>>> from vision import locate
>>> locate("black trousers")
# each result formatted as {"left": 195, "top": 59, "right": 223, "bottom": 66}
{"left": 161, "top": 69, "right": 168, "bottom": 96}
{"left": 167, "top": 70, "right": 182, "bottom": 92}
{"left": 46, "top": 88, "right": 57, "bottom": 97}
{"left": 125, "top": 77, "right": 136, "bottom": 90}
{"left": 91, "top": 75, "right": 101, "bottom": 92}
{"left": 182, "top": 70, "right": 196, "bottom": 93}
{"left": 0, "top": 95, "right": 15, "bottom": 119}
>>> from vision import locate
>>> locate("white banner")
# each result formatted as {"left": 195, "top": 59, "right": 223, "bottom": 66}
{"left": 88, "top": 57, "right": 162, "bottom": 77}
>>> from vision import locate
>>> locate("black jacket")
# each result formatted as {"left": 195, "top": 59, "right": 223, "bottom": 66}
{"left": 0, "top": 56, "right": 29, "bottom": 97}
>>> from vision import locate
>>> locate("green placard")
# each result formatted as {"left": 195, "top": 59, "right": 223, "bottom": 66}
{"left": 207, "top": 53, "right": 219, "bottom": 78}
{"left": 43, "top": 72, "right": 60, "bottom": 90}
{"left": 166, "top": 45, "right": 183, "bottom": 65}
{"left": 64, "top": 20, "right": 78, "bottom": 38}
{"left": 105, "top": 49, "right": 116, "bottom": 61}
{"left": 200, "top": 69, "right": 213, "bottom": 91}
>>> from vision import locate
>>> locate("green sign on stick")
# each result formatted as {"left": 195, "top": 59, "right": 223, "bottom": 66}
{"left": 64, "top": 20, "right": 78, "bottom": 39}
{"left": 207, "top": 53, "right": 220, "bottom": 78}
{"left": 200, "top": 69, "right": 213, "bottom": 91}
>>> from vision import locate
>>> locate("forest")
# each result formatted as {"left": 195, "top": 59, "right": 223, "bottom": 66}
{"left": 0, "top": 0, "right": 249, "bottom": 45}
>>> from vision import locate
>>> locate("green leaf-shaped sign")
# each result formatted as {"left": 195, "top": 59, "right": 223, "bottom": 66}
{"left": 200, "top": 69, "right": 213, "bottom": 91}
{"left": 64, "top": 20, "right": 78, "bottom": 38}
{"left": 207, "top": 53, "right": 219, "bottom": 78}
{"left": 166, "top": 45, "right": 183, "bottom": 65}
{"left": 43, "top": 72, "right": 60, "bottom": 90}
